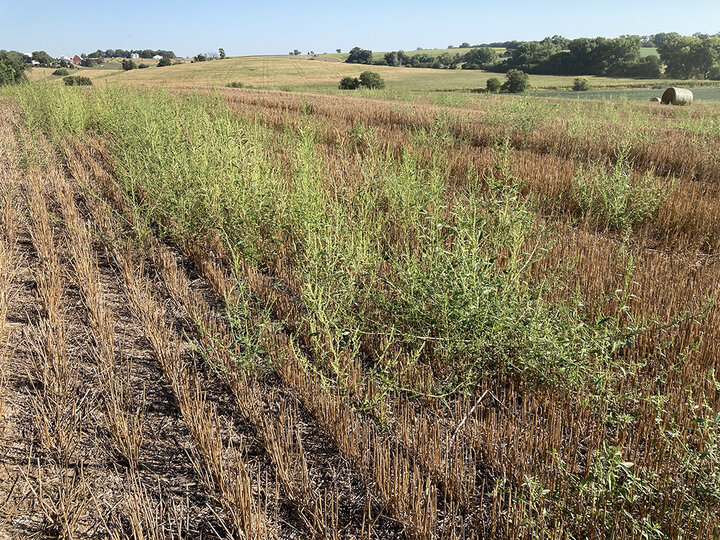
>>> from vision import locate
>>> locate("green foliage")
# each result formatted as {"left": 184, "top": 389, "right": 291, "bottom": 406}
{"left": 346, "top": 47, "right": 373, "bottom": 64}
{"left": 553, "top": 444, "right": 663, "bottom": 538}
{"left": 6, "top": 85, "right": 629, "bottom": 394}
{"left": 193, "top": 54, "right": 207, "bottom": 62}
{"left": 80, "top": 57, "right": 102, "bottom": 67}
{"left": 358, "top": 71, "right": 385, "bottom": 89}
{"left": 0, "top": 50, "right": 28, "bottom": 86}
{"left": 121, "top": 59, "right": 136, "bottom": 71}
{"left": 85, "top": 49, "right": 175, "bottom": 59}
{"left": 573, "top": 77, "right": 590, "bottom": 91}
{"left": 462, "top": 47, "right": 498, "bottom": 69}
{"left": 338, "top": 76, "right": 360, "bottom": 90}
{"left": 658, "top": 34, "right": 720, "bottom": 79}
{"left": 502, "top": 69, "right": 530, "bottom": 93}
{"left": 572, "top": 150, "right": 671, "bottom": 230}
{"left": 157, "top": 57, "right": 172, "bottom": 67}
{"left": 219, "top": 48, "right": 226, "bottom": 59}
{"left": 31, "top": 51, "right": 54, "bottom": 67}
{"left": 63, "top": 76, "right": 92, "bottom": 86}
{"left": 384, "top": 50, "right": 410, "bottom": 67}
{"left": 486, "top": 77, "right": 501, "bottom": 93}
{"left": 138, "top": 63, "right": 149, "bottom": 69}
{"left": 226, "top": 81, "right": 245, "bottom": 88}
{"left": 506, "top": 38, "right": 564, "bottom": 72}
{"left": 52, "top": 68, "right": 70, "bottom": 77}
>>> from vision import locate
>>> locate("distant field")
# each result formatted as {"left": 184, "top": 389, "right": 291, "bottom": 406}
{"left": 28, "top": 54, "right": 717, "bottom": 97}
{"left": 536, "top": 86, "right": 720, "bottom": 102}
{"left": 640, "top": 47, "right": 659, "bottom": 57}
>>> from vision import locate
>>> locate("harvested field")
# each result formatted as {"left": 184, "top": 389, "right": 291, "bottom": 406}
{"left": 1, "top": 81, "right": 720, "bottom": 538}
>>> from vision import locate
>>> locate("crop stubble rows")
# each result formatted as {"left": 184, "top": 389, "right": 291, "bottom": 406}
{"left": 2, "top": 84, "right": 720, "bottom": 538}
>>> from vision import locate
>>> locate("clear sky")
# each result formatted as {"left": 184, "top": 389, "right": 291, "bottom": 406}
{"left": 2, "top": 0, "right": 719, "bottom": 57}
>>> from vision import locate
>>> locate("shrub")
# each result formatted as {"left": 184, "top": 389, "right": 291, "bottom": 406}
{"left": 193, "top": 54, "right": 207, "bottom": 62}
{"left": 138, "top": 63, "right": 149, "bottom": 69}
{"left": 359, "top": 71, "right": 385, "bottom": 89}
{"left": 573, "top": 77, "right": 590, "bottom": 91}
{"left": 226, "top": 82, "right": 245, "bottom": 88}
{"left": 572, "top": 150, "right": 671, "bottom": 230}
{"left": 63, "top": 76, "right": 92, "bottom": 86}
{"left": 339, "top": 76, "right": 360, "bottom": 90}
{"left": 52, "top": 68, "right": 70, "bottom": 76}
{"left": 502, "top": 69, "right": 530, "bottom": 93}
{"left": 486, "top": 77, "right": 501, "bottom": 93}
{"left": 157, "top": 57, "right": 172, "bottom": 67}
{"left": 121, "top": 59, "right": 136, "bottom": 71}
{"left": 709, "top": 65, "right": 720, "bottom": 81}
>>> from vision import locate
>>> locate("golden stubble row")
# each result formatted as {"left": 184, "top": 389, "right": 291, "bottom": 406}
{"left": 64, "top": 150, "right": 269, "bottom": 538}
{"left": 24, "top": 169, "right": 92, "bottom": 536}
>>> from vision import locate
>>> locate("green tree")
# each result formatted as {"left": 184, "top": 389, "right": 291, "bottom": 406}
{"left": 121, "top": 59, "right": 136, "bottom": 71}
{"left": 658, "top": 34, "right": 702, "bottom": 78}
{"left": 502, "top": 69, "right": 530, "bottom": 93}
{"left": 157, "top": 57, "right": 172, "bottom": 67}
{"left": 339, "top": 76, "right": 360, "bottom": 90}
{"left": 346, "top": 47, "right": 373, "bottom": 64}
{"left": 463, "top": 47, "right": 498, "bottom": 69}
{"left": 31, "top": 50, "right": 54, "bottom": 67}
{"left": 486, "top": 77, "right": 501, "bottom": 93}
{"left": 508, "top": 39, "right": 562, "bottom": 72}
{"left": 358, "top": 70, "right": 385, "bottom": 89}
{"left": 193, "top": 54, "right": 207, "bottom": 62}
{"left": 384, "top": 50, "right": 409, "bottom": 67}
{"left": 219, "top": 48, "right": 226, "bottom": 59}
{"left": 0, "top": 50, "right": 28, "bottom": 86}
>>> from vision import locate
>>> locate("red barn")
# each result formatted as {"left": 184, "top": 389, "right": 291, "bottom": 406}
{"left": 73, "top": 55, "right": 82, "bottom": 64}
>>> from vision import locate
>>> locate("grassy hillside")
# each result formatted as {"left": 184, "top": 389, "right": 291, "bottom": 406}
{"left": 26, "top": 54, "right": 713, "bottom": 95}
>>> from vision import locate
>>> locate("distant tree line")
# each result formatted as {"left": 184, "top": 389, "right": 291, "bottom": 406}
{"left": 346, "top": 32, "right": 720, "bottom": 80}
{"left": 85, "top": 49, "right": 176, "bottom": 59}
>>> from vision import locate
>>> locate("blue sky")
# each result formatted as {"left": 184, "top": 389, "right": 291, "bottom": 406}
{"left": 2, "top": 0, "right": 719, "bottom": 57}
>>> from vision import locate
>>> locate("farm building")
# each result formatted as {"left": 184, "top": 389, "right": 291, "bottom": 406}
{"left": 152, "top": 55, "right": 163, "bottom": 60}
{"left": 131, "top": 53, "right": 140, "bottom": 59}
{"left": 60, "top": 55, "right": 73, "bottom": 63}
{"left": 73, "top": 55, "right": 82, "bottom": 64}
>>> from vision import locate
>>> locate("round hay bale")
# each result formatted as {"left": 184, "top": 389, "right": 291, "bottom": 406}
{"left": 650, "top": 97, "right": 661, "bottom": 103}
{"left": 661, "top": 87, "right": 693, "bottom": 106}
